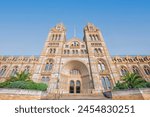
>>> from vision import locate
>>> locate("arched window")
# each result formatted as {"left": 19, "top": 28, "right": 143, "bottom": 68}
{"left": 58, "top": 34, "right": 61, "bottom": 40}
{"left": 53, "top": 49, "right": 56, "bottom": 53}
{"left": 24, "top": 66, "right": 30, "bottom": 74}
{"left": 89, "top": 35, "right": 92, "bottom": 41}
{"left": 67, "top": 50, "right": 70, "bottom": 54}
{"left": 74, "top": 42, "right": 77, "bottom": 46}
{"left": 70, "top": 80, "right": 75, "bottom": 93}
{"left": 101, "top": 77, "right": 111, "bottom": 90}
{"left": 81, "top": 50, "right": 84, "bottom": 54}
{"left": 0, "top": 66, "right": 7, "bottom": 77}
{"left": 70, "top": 80, "right": 74, "bottom": 86}
{"left": 11, "top": 66, "right": 18, "bottom": 76}
{"left": 93, "top": 35, "right": 97, "bottom": 41}
{"left": 132, "top": 66, "right": 140, "bottom": 75}
{"left": 45, "top": 59, "right": 53, "bottom": 71}
{"left": 96, "top": 35, "right": 99, "bottom": 40}
{"left": 49, "top": 49, "right": 52, "bottom": 53}
{"left": 120, "top": 66, "right": 128, "bottom": 76}
{"left": 94, "top": 48, "right": 98, "bottom": 54}
{"left": 52, "top": 35, "right": 54, "bottom": 40}
{"left": 76, "top": 80, "right": 81, "bottom": 86}
{"left": 72, "top": 50, "right": 75, "bottom": 54}
{"left": 42, "top": 76, "right": 50, "bottom": 83}
{"left": 98, "top": 48, "right": 102, "bottom": 53}
{"left": 98, "top": 61, "right": 106, "bottom": 72}
{"left": 76, "top": 80, "right": 81, "bottom": 93}
{"left": 70, "top": 69, "right": 80, "bottom": 75}
{"left": 64, "top": 50, "right": 66, "bottom": 54}
{"left": 144, "top": 66, "right": 150, "bottom": 75}
{"left": 55, "top": 35, "right": 57, "bottom": 40}
{"left": 76, "top": 50, "right": 78, "bottom": 54}
{"left": 92, "top": 35, "right": 96, "bottom": 41}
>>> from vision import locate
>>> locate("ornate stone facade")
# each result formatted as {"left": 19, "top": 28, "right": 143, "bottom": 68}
{"left": 0, "top": 23, "right": 150, "bottom": 94}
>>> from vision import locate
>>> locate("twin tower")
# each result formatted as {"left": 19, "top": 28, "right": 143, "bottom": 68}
{"left": 32, "top": 23, "right": 119, "bottom": 94}
{"left": 1, "top": 23, "right": 149, "bottom": 94}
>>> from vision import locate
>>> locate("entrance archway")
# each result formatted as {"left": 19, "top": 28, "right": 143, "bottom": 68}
{"left": 60, "top": 60, "right": 93, "bottom": 94}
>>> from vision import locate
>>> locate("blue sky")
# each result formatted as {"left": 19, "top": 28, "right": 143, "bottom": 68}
{"left": 0, "top": 0, "right": 150, "bottom": 56}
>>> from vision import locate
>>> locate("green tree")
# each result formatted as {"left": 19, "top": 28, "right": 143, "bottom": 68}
{"left": 10, "top": 71, "right": 31, "bottom": 81}
{"left": 0, "top": 71, "right": 48, "bottom": 91}
{"left": 114, "top": 72, "right": 149, "bottom": 90}
{"left": 122, "top": 72, "right": 147, "bottom": 89}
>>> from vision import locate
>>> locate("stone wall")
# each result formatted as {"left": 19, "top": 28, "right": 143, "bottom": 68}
{"left": 112, "top": 88, "right": 150, "bottom": 100}
{"left": 0, "top": 88, "right": 47, "bottom": 100}
{"left": 0, "top": 88, "right": 150, "bottom": 100}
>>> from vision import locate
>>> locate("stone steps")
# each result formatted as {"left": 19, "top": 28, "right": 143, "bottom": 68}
{"left": 59, "top": 94, "right": 111, "bottom": 100}
{"left": 42, "top": 93, "right": 111, "bottom": 100}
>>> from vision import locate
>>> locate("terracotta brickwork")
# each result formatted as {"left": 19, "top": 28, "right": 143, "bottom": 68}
{"left": 0, "top": 23, "right": 150, "bottom": 94}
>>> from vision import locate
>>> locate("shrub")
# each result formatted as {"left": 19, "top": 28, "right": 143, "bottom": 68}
{"left": 0, "top": 72, "right": 48, "bottom": 91}
{"left": 0, "top": 81, "right": 11, "bottom": 88}
{"left": 146, "top": 82, "right": 150, "bottom": 88}
{"left": 113, "top": 81, "right": 128, "bottom": 90}
{"left": 114, "top": 72, "right": 150, "bottom": 90}
{"left": 5, "top": 81, "right": 48, "bottom": 91}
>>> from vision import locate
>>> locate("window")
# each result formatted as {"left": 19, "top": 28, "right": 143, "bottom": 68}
{"left": 45, "top": 63, "right": 52, "bottom": 71}
{"left": 144, "top": 66, "right": 150, "bottom": 75}
{"left": 0, "top": 66, "right": 7, "bottom": 77}
{"left": 81, "top": 45, "right": 85, "bottom": 48}
{"left": 72, "top": 50, "right": 75, "bottom": 54}
{"left": 70, "top": 80, "right": 75, "bottom": 86}
{"left": 45, "top": 59, "right": 53, "bottom": 71}
{"left": 76, "top": 80, "right": 81, "bottom": 86}
{"left": 58, "top": 34, "right": 61, "bottom": 40}
{"left": 42, "top": 76, "right": 50, "bottom": 83}
{"left": 76, "top": 80, "right": 81, "bottom": 93}
{"left": 93, "top": 35, "right": 96, "bottom": 41}
{"left": 70, "top": 80, "right": 75, "bottom": 93}
{"left": 53, "top": 49, "right": 56, "bottom": 53}
{"left": 120, "top": 66, "right": 128, "bottom": 76}
{"left": 76, "top": 50, "right": 78, "bottom": 54}
{"left": 98, "top": 48, "right": 102, "bottom": 53}
{"left": 11, "top": 66, "right": 18, "bottom": 76}
{"left": 72, "top": 41, "right": 79, "bottom": 47}
{"left": 94, "top": 48, "right": 98, "bottom": 54}
{"left": 81, "top": 50, "right": 84, "bottom": 54}
{"left": 89, "top": 35, "right": 93, "bottom": 41}
{"left": 132, "top": 66, "right": 140, "bottom": 75}
{"left": 24, "top": 66, "right": 30, "bottom": 74}
{"left": 70, "top": 69, "right": 80, "bottom": 75}
{"left": 55, "top": 35, "right": 57, "bottom": 40}
{"left": 52, "top": 35, "right": 54, "bottom": 40}
{"left": 64, "top": 50, "right": 66, "bottom": 54}
{"left": 98, "top": 62, "right": 106, "bottom": 72}
{"left": 101, "top": 77, "right": 111, "bottom": 90}
{"left": 65, "top": 45, "right": 69, "bottom": 48}
{"left": 49, "top": 49, "right": 52, "bottom": 53}
{"left": 96, "top": 35, "right": 99, "bottom": 40}
{"left": 67, "top": 50, "right": 70, "bottom": 54}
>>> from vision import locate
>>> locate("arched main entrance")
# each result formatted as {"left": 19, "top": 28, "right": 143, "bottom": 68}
{"left": 69, "top": 80, "right": 81, "bottom": 93}
{"left": 60, "top": 60, "right": 93, "bottom": 94}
